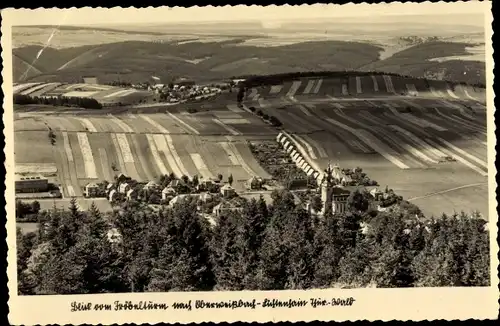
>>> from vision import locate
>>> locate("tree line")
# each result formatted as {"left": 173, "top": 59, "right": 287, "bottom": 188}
{"left": 234, "top": 71, "right": 486, "bottom": 89}
{"left": 17, "top": 190, "right": 489, "bottom": 295}
{"left": 14, "top": 94, "right": 103, "bottom": 110}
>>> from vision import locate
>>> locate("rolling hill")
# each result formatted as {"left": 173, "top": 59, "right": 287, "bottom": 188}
{"left": 13, "top": 39, "right": 486, "bottom": 85}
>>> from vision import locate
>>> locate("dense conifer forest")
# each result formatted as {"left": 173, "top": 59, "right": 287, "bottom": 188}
{"left": 17, "top": 189, "right": 489, "bottom": 295}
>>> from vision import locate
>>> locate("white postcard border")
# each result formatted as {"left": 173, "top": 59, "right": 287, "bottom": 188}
{"left": 2, "top": 3, "right": 498, "bottom": 324}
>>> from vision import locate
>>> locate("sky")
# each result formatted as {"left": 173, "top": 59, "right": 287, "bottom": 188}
{"left": 4, "top": 1, "right": 489, "bottom": 27}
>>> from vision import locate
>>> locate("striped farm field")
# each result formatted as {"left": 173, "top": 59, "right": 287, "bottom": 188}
{"left": 86, "top": 133, "right": 116, "bottom": 182}
{"left": 115, "top": 133, "right": 141, "bottom": 181}
{"left": 169, "top": 135, "right": 200, "bottom": 178}
{"left": 67, "top": 132, "right": 88, "bottom": 180}
{"left": 144, "top": 134, "right": 170, "bottom": 177}
{"left": 77, "top": 132, "right": 98, "bottom": 179}
{"left": 42, "top": 116, "right": 85, "bottom": 132}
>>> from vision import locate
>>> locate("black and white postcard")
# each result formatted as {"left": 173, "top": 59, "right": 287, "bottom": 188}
{"left": 2, "top": 2, "right": 498, "bottom": 324}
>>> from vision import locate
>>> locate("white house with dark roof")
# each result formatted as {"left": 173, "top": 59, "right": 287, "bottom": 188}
{"left": 220, "top": 184, "right": 236, "bottom": 198}
{"left": 118, "top": 182, "right": 130, "bottom": 194}
{"left": 84, "top": 182, "right": 99, "bottom": 198}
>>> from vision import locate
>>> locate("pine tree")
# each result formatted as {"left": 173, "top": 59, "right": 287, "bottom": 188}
{"left": 87, "top": 202, "right": 108, "bottom": 239}
{"left": 210, "top": 211, "right": 243, "bottom": 290}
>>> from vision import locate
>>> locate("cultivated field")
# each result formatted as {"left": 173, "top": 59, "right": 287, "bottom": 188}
{"left": 14, "top": 101, "right": 277, "bottom": 198}
{"left": 13, "top": 73, "right": 490, "bottom": 218}
{"left": 13, "top": 82, "right": 152, "bottom": 105}
{"left": 244, "top": 75, "right": 489, "bottom": 218}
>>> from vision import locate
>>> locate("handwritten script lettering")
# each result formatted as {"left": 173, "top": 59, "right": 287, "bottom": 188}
{"left": 71, "top": 297, "right": 355, "bottom": 312}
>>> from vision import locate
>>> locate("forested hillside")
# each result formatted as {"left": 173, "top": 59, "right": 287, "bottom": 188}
{"left": 17, "top": 189, "right": 489, "bottom": 295}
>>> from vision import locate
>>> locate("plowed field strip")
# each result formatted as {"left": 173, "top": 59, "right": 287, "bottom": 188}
{"left": 371, "top": 75, "right": 379, "bottom": 92}
{"left": 76, "top": 118, "right": 98, "bottom": 132}
{"left": 302, "top": 135, "right": 328, "bottom": 158}
{"left": 170, "top": 136, "right": 199, "bottom": 178}
{"left": 212, "top": 119, "right": 241, "bottom": 135}
{"left": 306, "top": 110, "right": 372, "bottom": 154}
{"left": 367, "top": 125, "right": 426, "bottom": 168}
{"left": 313, "top": 79, "right": 323, "bottom": 94}
{"left": 146, "top": 134, "right": 169, "bottom": 176}
{"left": 220, "top": 142, "right": 243, "bottom": 166}
{"left": 286, "top": 81, "right": 302, "bottom": 97}
{"left": 97, "top": 148, "right": 114, "bottom": 182}
{"left": 270, "top": 85, "right": 283, "bottom": 95}
{"left": 166, "top": 112, "right": 200, "bottom": 135}
{"left": 86, "top": 140, "right": 105, "bottom": 181}
{"left": 110, "top": 133, "right": 127, "bottom": 175}
{"left": 128, "top": 134, "right": 154, "bottom": 181}
{"left": 108, "top": 114, "right": 134, "bottom": 133}
{"left": 425, "top": 138, "right": 488, "bottom": 176}
{"left": 116, "top": 133, "right": 140, "bottom": 180}
{"left": 355, "top": 76, "right": 362, "bottom": 94}
{"left": 52, "top": 134, "right": 71, "bottom": 197}
{"left": 166, "top": 135, "right": 193, "bottom": 178}
{"left": 359, "top": 112, "right": 438, "bottom": 166}
{"left": 289, "top": 110, "right": 322, "bottom": 132}
{"left": 141, "top": 115, "right": 170, "bottom": 134}
{"left": 303, "top": 80, "right": 315, "bottom": 94}
{"left": 190, "top": 137, "right": 223, "bottom": 178}
{"left": 205, "top": 142, "right": 234, "bottom": 166}
{"left": 232, "top": 141, "right": 272, "bottom": 179}
{"left": 325, "top": 116, "right": 409, "bottom": 169}
{"left": 152, "top": 134, "right": 181, "bottom": 177}
{"left": 294, "top": 134, "right": 318, "bottom": 159}
{"left": 272, "top": 110, "right": 310, "bottom": 134}
{"left": 434, "top": 108, "right": 485, "bottom": 134}
{"left": 77, "top": 132, "right": 98, "bottom": 179}
{"left": 438, "top": 138, "right": 487, "bottom": 169}
{"left": 388, "top": 125, "right": 446, "bottom": 161}
{"left": 67, "top": 133, "right": 87, "bottom": 179}
{"left": 190, "top": 153, "right": 214, "bottom": 179}
{"left": 61, "top": 132, "right": 82, "bottom": 196}
{"left": 383, "top": 75, "right": 396, "bottom": 93}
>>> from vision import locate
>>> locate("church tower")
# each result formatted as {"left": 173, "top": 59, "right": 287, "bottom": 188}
{"left": 320, "top": 162, "right": 335, "bottom": 215}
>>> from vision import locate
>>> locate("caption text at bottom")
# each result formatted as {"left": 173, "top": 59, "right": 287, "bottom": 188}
{"left": 71, "top": 297, "right": 356, "bottom": 312}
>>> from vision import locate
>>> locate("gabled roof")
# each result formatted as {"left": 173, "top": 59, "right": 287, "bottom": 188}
{"left": 221, "top": 183, "right": 234, "bottom": 190}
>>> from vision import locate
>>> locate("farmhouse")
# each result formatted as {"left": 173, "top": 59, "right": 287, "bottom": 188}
{"left": 126, "top": 189, "right": 136, "bottom": 201}
{"left": 109, "top": 189, "right": 117, "bottom": 201}
{"left": 118, "top": 182, "right": 130, "bottom": 194}
{"left": 169, "top": 194, "right": 200, "bottom": 207}
{"left": 15, "top": 174, "right": 49, "bottom": 193}
{"left": 161, "top": 186, "right": 177, "bottom": 201}
{"left": 84, "top": 182, "right": 99, "bottom": 198}
{"left": 220, "top": 184, "right": 236, "bottom": 198}
{"left": 246, "top": 176, "right": 264, "bottom": 190}
{"left": 143, "top": 181, "right": 159, "bottom": 192}
{"left": 212, "top": 202, "right": 244, "bottom": 218}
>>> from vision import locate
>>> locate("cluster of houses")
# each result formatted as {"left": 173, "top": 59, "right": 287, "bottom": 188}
{"left": 84, "top": 173, "right": 266, "bottom": 217}
{"left": 150, "top": 83, "right": 224, "bottom": 103}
